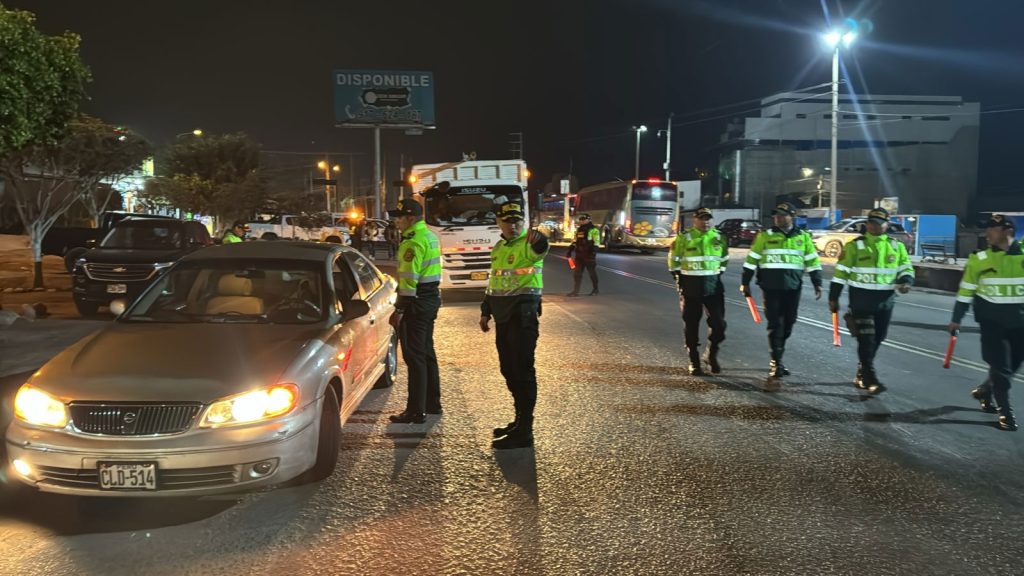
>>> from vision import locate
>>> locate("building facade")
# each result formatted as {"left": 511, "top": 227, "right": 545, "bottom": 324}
{"left": 715, "top": 92, "right": 980, "bottom": 221}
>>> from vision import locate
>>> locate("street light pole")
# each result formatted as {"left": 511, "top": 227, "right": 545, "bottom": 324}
{"left": 657, "top": 114, "right": 673, "bottom": 182}
{"left": 830, "top": 45, "right": 839, "bottom": 224}
{"left": 632, "top": 125, "right": 647, "bottom": 180}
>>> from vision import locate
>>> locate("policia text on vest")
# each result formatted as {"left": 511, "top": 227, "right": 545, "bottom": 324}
{"left": 480, "top": 201, "right": 549, "bottom": 450}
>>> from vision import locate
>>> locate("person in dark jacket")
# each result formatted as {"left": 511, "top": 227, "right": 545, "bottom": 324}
{"left": 740, "top": 202, "right": 823, "bottom": 378}
{"left": 567, "top": 213, "right": 601, "bottom": 296}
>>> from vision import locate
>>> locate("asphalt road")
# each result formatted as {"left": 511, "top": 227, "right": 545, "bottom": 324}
{"left": 1, "top": 247, "right": 1022, "bottom": 575}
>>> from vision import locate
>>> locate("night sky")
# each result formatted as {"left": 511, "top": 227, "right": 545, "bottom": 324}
{"left": 9, "top": 0, "right": 1024, "bottom": 199}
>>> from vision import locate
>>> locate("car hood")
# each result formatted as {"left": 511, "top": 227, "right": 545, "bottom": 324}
{"left": 29, "top": 323, "right": 327, "bottom": 403}
{"left": 83, "top": 248, "right": 187, "bottom": 264}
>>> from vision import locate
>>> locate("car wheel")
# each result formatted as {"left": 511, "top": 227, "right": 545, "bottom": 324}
{"left": 307, "top": 385, "right": 341, "bottom": 482}
{"left": 74, "top": 297, "right": 100, "bottom": 317}
{"left": 63, "top": 247, "right": 88, "bottom": 273}
{"left": 374, "top": 329, "right": 398, "bottom": 389}
{"left": 261, "top": 233, "right": 278, "bottom": 241}
{"left": 824, "top": 240, "right": 843, "bottom": 259}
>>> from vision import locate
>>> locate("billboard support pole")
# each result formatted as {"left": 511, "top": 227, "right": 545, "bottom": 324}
{"left": 374, "top": 126, "right": 382, "bottom": 219}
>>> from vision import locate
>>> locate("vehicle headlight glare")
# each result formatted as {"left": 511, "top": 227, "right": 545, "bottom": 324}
{"left": 13, "top": 385, "right": 68, "bottom": 428}
{"left": 201, "top": 384, "right": 298, "bottom": 427}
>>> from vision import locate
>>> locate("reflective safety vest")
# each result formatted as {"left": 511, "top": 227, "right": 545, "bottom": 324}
{"left": 668, "top": 228, "right": 728, "bottom": 276}
{"left": 397, "top": 220, "right": 442, "bottom": 297}
{"left": 957, "top": 243, "right": 1024, "bottom": 306}
{"left": 743, "top": 228, "right": 821, "bottom": 291}
{"left": 832, "top": 234, "right": 914, "bottom": 291}
{"left": 487, "top": 229, "right": 547, "bottom": 296}
{"left": 222, "top": 231, "right": 243, "bottom": 244}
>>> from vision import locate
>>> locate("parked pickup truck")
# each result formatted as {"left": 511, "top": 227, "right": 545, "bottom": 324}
{"left": 247, "top": 214, "right": 350, "bottom": 244}
{"left": 44, "top": 211, "right": 176, "bottom": 271}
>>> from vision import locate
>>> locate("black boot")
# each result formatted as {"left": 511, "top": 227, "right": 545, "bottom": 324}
{"left": 769, "top": 360, "right": 788, "bottom": 378}
{"left": 971, "top": 381, "right": 997, "bottom": 413}
{"left": 493, "top": 416, "right": 519, "bottom": 438}
{"left": 493, "top": 416, "right": 534, "bottom": 449}
{"left": 994, "top": 387, "right": 1017, "bottom": 431}
{"left": 854, "top": 363, "right": 866, "bottom": 389}
{"left": 687, "top": 347, "right": 705, "bottom": 376}
{"left": 705, "top": 344, "right": 722, "bottom": 374}
{"left": 862, "top": 368, "right": 886, "bottom": 395}
{"left": 389, "top": 410, "right": 426, "bottom": 424}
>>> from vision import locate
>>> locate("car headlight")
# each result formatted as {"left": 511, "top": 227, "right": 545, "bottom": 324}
{"left": 199, "top": 384, "right": 299, "bottom": 428}
{"left": 14, "top": 385, "right": 68, "bottom": 428}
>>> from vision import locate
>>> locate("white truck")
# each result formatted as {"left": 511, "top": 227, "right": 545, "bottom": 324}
{"left": 247, "top": 214, "right": 350, "bottom": 244}
{"left": 409, "top": 159, "right": 530, "bottom": 289}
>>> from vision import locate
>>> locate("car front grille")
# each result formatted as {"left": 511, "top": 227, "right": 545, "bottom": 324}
{"left": 69, "top": 403, "right": 203, "bottom": 436}
{"left": 34, "top": 464, "right": 240, "bottom": 491}
{"left": 83, "top": 263, "right": 156, "bottom": 282}
{"left": 442, "top": 253, "right": 491, "bottom": 271}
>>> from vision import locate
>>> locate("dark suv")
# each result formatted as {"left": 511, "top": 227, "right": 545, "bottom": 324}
{"left": 716, "top": 219, "right": 764, "bottom": 247}
{"left": 72, "top": 218, "right": 212, "bottom": 316}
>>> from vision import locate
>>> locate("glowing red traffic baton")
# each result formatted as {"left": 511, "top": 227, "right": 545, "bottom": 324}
{"left": 943, "top": 330, "right": 959, "bottom": 369}
{"left": 745, "top": 296, "right": 762, "bottom": 324}
{"left": 567, "top": 257, "right": 576, "bottom": 270}
{"left": 832, "top": 312, "right": 841, "bottom": 347}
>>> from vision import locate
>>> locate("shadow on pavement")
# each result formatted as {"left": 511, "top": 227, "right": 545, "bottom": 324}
{"left": 494, "top": 447, "right": 538, "bottom": 503}
{"left": 387, "top": 418, "right": 439, "bottom": 480}
{"left": 0, "top": 486, "right": 238, "bottom": 535}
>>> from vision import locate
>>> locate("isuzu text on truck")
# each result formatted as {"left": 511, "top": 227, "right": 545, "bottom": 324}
{"left": 409, "top": 160, "right": 529, "bottom": 289}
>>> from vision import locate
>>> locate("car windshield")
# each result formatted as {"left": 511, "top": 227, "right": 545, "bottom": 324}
{"left": 101, "top": 222, "right": 184, "bottom": 249}
{"left": 826, "top": 219, "right": 860, "bottom": 231}
{"left": 122, "top": 259, "right": 326, "bottom": 324}
{"left": 424, "top": 185, "right": 524, "bottom": 227}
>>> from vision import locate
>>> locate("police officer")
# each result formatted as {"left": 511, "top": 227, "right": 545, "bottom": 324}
{"left": 949, "top": 214, "right": 1023, "bottom": 431}
{"left": 828, "top": 207, "right": 914, "bottom": 394}
{"left": 480, "top": 201, "right": 548, "bottom": 449}
{"left": 668, "top": 207, "right": 728, "bottom": 375}
{"left": 387, "top": 199, "right": 443, "bottom": 424}
{"left": 222, "top": 221, "right": 248, "bottom": 243}
{"left": 741, "top": 202, "right": 823, "bottom": 378}
{"left": 566, "top": 213, "right": 601, "bottom": 296}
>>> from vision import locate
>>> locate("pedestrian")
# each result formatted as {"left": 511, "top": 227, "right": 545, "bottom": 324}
{"left": 828, "top": 207, "right": 914, "bottom": 394}
{"left": 387, "top": 199, "right": 443, "bottom": 424}
{"left": 222, "top": 221, "right": 248, "bottom": 243}
{"left": 365, "top": 221, "right": 379, "bottom": 260}
{"left": 566, "top": 213, "right": 601, "bottom": 296}
{"left": 351, "top": 221, "right": 363, "bottom": 253}
{"left": 741, "top": 202, "right": 823, "bottom": 378}
{"left": 480, "top": 200, "right": 548, "bottom": 449}
{"left": 949, "top": 214, "right": 1023, "bottom": 431}
{"left": 668, "top": 207, "right": 729, "bottom": 375}
{"left": 385, "top": 221, "right": 398, "bottom": 259}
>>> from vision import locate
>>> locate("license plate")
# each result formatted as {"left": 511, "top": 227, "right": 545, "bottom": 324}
{"left": 106, "top": 284, "right": 127, "bottom": 294}
{"left": 470, "top": 272, "right": 489, "bottom": 281}
{"left": 98, "top": 462, "right": 157, "bottom": 490}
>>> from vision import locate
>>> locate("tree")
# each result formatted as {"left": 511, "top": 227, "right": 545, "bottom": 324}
{"left": 0, "top": 4, "right": 90, "bottom": 155}
{"left": 141, "top": 133, "right": 268, "bottom": 225}
{"left": 0, "top": 4, "right": 91, "bottom": 287}
{"left": 2, "top": 118, "right": 149, "bottom": 287}
{"left": 75, "top": 119, "right": 152, "bottom": 224}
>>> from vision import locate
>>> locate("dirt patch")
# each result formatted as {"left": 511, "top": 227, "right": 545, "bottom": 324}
{"left": 0, "top": 234, "right": 83, "bottom": 319}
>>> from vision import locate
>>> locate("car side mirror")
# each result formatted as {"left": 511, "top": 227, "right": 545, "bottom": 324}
{"left": 341, "top": 298, "right": 370, "bottom": 322}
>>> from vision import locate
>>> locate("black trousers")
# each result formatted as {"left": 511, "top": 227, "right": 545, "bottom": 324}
{"left": 850, "top": 304, "right": 894, "bottom": 368}
{"left": 572, "top": 257, "right": 598, "bottom": 292}
{"left": 399, "top": 308, "right": 441, "bottom": 412}
{"left": 980, "top": 322, "right": 1024, "bottom": 409}
{"left": 681, "top": 291, "right": 726, "bottom": 350}
{"left": 495, "top": 304, "right": 540, "bottom": 420}
{"left": 763, "top": 289, "right": 801, "bottom": 360}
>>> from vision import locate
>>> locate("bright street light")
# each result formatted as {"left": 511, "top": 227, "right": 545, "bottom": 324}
{"left": 632, "top": 125, "right": 648, "bottom": 180}
{"left": 175, "top": 129, "right": 203, "bottom": 138}
{"left": 824, "top": 30, "right": 842, "bottom": 48}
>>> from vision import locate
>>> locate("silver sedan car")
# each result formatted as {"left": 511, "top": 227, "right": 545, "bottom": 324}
{"left": 6, "top": 241, "right": 398, "bottom": 496}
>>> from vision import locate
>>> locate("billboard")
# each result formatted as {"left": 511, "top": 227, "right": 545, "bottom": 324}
{"left": 333, "top": 69, "right": 435, "bottom": 127}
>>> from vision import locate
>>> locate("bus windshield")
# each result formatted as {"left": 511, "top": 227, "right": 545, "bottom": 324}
{"left": 424, "top": 185, "right": 525, "bottom": 227}
{"left": 629, "top": 182, "right": 677, "bottom": 238}
{"left": 630, "top": 182, "right": 676, "bottom": 202}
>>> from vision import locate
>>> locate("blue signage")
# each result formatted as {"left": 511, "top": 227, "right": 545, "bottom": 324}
{"left": 333, "top": 69, "right": 435, "bottom": 126}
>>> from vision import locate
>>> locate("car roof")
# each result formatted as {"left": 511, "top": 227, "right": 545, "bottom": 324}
{"left": 180, "top": 240, "right": 347, "bottom": 263}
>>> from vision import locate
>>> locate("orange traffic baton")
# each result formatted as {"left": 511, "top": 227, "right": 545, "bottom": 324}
{"left": 745, "top": 295, "right": 762, "bottom": 324}
{"left": 943, "top": 329, "right": 959, "bottom": 369}
{"left": 832, "top": 312, "right": 841, "bottom": 347}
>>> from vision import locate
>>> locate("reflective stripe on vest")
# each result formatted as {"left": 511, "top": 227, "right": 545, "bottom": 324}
{"left": 487, "top": 231, "right": 546, "bottom": 296}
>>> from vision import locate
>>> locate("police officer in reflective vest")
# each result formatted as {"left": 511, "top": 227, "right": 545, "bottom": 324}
{"left": 567, "top": 213, "right": 600, "bottom": 296}
{"left": 828, "top": 207, "right": 914, "bottom": 394}
{"left": 387, "top": 199, "right": 443, "bottom": 424}
{"left": 741, "top": 202, "right": 823, "bottom": 378}
{"left": 950, "top": 214, "right": 1023, "bottom": 431}
{"left": 668, "top": 207, "right": 728, "bottom": 375}
{"left": 480, "top": 201, "right": 548, "bottom": 449}
{"left": 222, "top": 221, "right": 248, "bottom": 243}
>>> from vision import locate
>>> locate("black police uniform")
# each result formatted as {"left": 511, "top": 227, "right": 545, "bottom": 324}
{"left": 567, "top": 219, "right": 599, "bottom": 296}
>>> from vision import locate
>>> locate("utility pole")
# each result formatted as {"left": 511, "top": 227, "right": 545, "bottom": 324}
{"left": 509, "top": 132, "right": 524, "bottom": 160}
{"left": 658, "top": 113, "right": 673, "bottom": 181}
